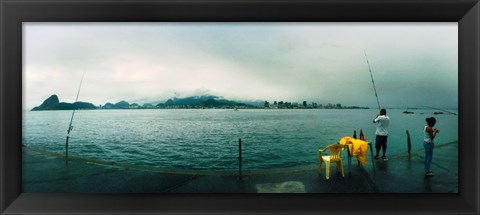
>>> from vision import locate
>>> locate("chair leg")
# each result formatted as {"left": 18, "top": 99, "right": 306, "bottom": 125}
{"left": 337, "top": 161, "right": 345, "bottom": 178}
{"left": 318, "top": 151, "right": 322, "bottom": 175}
{"left": 325, "top": 161, "right": 330, "bottom": 180}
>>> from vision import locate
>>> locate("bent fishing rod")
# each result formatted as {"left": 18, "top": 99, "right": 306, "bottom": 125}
{"left": 364, "top": 50, "right": 381, "bottom": 111}
{"left": 65, "top": 71, "right": 86, "bottom": 166}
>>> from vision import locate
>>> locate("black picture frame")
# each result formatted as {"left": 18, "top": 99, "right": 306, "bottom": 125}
{"left": 1, "top": 0, "right": 479, "bottom": 214}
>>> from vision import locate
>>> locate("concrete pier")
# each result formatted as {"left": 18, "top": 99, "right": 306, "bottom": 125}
{"left": 22, "top": 141, "right": 458, "bottom": 193}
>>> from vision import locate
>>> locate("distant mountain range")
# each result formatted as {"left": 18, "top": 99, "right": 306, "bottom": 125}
{"left": 31, "top": 94, "right": 256, "bottom": 111}
{"left": 159, "top": 95, "right": 253, "bottom": 108}
{"left": 31, "top": 95, "right": 97, "bottom": 111}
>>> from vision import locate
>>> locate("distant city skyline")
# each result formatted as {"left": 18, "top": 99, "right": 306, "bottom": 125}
{"left": 24, "top": 22, "right": 458, "bottom": 109}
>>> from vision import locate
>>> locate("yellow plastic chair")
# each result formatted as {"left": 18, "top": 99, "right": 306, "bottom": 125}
{"left": 318, "top": 144, "right": 345, "bottom": 180}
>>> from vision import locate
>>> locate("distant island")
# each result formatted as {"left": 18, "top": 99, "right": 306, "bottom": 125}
{"left": 31, "top": 94, "right": 370, "bottom": 111}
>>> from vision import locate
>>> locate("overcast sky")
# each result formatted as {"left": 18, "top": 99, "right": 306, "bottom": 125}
{"left": 23, "top": 22, "right": 458, "bottom": 109}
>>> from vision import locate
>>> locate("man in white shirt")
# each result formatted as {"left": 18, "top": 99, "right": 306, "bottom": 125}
{"left": 373, "top": 108, "right": 390, "bottom": 160}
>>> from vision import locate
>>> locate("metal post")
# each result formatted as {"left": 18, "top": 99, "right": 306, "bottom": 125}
{"left": 406, "top": 130, "right": 411, "bottom": 160}
{"left": 346, "top": 144, "right": 351, "bottom": 178}
{"left": 65, "top": 130, "right": 70, "bottom": 166}
{"left": 239, "top": 138, "right": 242, "bottom": 181}
{"left": 369, "top": 143, "right": 375, "bottom": 173}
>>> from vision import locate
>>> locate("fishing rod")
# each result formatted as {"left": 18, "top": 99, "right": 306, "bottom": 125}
{"left": 65, "top": 71, "right": 86, "bottom": 166}
{"left": 364, "top": 50, "right": 381, "bottom": 111}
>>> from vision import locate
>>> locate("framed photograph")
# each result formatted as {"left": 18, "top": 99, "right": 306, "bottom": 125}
{"left": 1, "top": 0, "right": 479, "bottom": 214}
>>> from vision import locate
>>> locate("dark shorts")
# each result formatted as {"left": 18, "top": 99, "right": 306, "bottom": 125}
{"left": 375, "top": 135, "right": 388, "bottom": 149}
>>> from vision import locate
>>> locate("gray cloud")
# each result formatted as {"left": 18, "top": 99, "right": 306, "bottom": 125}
{"left": 24, "top": 22, "right": 458, "bottom": 109}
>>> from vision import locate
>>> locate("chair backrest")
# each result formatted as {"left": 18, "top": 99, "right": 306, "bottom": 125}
{"left": 324, "top": 144, "right": 344, "bottom": 162}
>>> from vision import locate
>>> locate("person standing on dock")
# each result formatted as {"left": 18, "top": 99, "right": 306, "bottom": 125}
{"left": 424, "top": 117, "right": 439, "bottom": 177}
{"left": 373, "top": 109, "right": 390, "bottom": 161}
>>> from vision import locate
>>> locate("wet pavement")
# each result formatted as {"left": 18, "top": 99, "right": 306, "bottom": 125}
{"left": 22, "top": 141, "right": 458, "bottom": 193}
{"left": 364, "top": 142, "right": 458, "bottom": 193}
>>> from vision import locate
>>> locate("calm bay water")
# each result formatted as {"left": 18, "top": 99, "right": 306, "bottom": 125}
{"left": 22, "top": 109, "right": 458, "bottom": 171}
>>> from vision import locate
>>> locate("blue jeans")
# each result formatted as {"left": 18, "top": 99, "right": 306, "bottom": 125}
{"left": 424, "top": 141, "right": 434, "bottom": 173}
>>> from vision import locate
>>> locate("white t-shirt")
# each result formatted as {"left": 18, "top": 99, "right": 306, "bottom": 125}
{"left": 424, "top": 126, "right": 433, "bottom": 143}
{"left": 374, "top": 115, "right": 390, "bottom": 136}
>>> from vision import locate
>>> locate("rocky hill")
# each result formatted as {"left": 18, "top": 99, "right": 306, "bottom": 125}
{"left": 31, "top": 95, "right": 97, "bottom": 111}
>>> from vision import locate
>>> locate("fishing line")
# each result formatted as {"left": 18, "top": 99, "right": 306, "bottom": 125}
{"left": 65, "top": 70, "right": 86, "bottom": 165}
{"left": 419, "top": 106, "right": 457, "bottom": 115}
{"left": 364, "top": 50, "right": 381, "bottom": 111}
